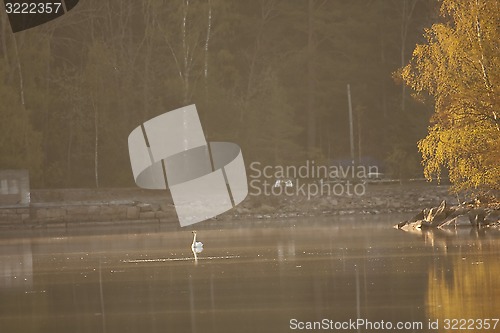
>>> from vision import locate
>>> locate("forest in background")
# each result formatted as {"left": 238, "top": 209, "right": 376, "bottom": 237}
{"left": 0, "top": 0, "right": 438, "bottom": 188}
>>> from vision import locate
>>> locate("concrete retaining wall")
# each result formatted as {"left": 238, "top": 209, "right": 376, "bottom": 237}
{"left": 0, "top": 187, "right": 178, "bottom": 228}
{"left": 0, "top": 201, "right": 178, "bottom": 228}
{"left": 0, "top": 170, "right": 30, "bottom": 208}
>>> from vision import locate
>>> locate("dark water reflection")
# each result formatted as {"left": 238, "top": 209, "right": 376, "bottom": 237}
{"left": 1, "top": 215, "right": 500, "bottom": 333}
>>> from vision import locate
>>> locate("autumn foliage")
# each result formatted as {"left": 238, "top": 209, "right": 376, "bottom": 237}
{"left": 402, "top": 0, "right": 500, "bottom": 193}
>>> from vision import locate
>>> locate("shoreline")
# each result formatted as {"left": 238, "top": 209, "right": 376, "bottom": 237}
{"left": 0, "top": 183, "right": 458, "bottom": 230}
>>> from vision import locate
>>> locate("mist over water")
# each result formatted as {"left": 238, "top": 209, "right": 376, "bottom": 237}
{"left": 1, "top": 215, "right": 499, "bottom": 333}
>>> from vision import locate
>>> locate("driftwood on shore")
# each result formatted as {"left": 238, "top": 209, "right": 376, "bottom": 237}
{"left": 396, "top": 200, "right": 500, "bottom": 231}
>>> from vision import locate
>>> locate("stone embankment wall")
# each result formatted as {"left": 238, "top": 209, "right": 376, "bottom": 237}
{"left": 0, "top": 184, "right": 457, "bottom": 228}
{"left": 0, "top": 188, "right": 176, "bottom": 228}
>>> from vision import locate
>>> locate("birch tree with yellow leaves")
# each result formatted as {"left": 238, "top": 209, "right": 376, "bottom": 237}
{"left": 402, "top": 0, "right": 500, "bottom": 193}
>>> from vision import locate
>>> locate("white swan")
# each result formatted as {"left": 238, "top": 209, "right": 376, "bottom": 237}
{"left": 191, "top": 231, "right": 203, "bottom": 253}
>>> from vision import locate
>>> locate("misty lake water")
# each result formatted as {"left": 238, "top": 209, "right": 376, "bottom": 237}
{"left": 1, "top": 215, "right": 500, "bottom": 333}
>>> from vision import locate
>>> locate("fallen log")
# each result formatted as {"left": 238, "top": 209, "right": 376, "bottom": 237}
{"left": 396, "top": 200, "right": 500, "bottom": 230}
